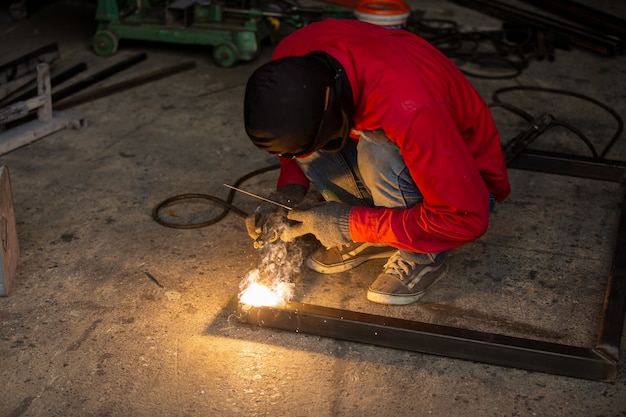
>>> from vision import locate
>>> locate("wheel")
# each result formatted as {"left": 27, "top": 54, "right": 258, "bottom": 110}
{"left": 93, "top": 30, "right": 118, "bottom": 56}
{"left": 212, "top": 42, "right": 240, "bottom": 68}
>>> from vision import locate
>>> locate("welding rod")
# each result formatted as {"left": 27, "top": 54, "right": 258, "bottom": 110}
{"left": 223, "top": 184, "right": 292, "bottom": 210}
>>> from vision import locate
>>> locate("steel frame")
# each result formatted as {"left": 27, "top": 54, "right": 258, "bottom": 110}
{"left": 0, "top": 64, "right": 86, "bottom": 156}
{"left": 237, "top": 149, "right": 626, "bottom": 382}
{"left": 517, "top": 0, "right": 626, "bottom": 42}
{"left": 448, "top": 0, "right": 626, "bottom": 56}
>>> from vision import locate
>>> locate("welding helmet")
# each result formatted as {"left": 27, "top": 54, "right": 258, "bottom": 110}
{"left": 244, "top": 52, "right": 354, "bottom": 158}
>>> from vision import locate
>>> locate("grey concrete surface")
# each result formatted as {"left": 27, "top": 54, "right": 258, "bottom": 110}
{"left": 0, "top": 0, "right": 625, "bottom": 416}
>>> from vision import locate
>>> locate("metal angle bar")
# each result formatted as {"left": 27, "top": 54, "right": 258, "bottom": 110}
{"left": 236, "top": 155, "right": 626, "bottom": 382}
{"left": 509, "top": 150, "right": 626, "bottom": 183}
{"left": 596, "top": 190, "right": 626, "bottom": 360}
{"left": 237, "top": 301, "right": 617, "bottom": 381}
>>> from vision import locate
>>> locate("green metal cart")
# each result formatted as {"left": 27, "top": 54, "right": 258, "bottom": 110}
{"left": 93, "top": 0, "right": 277, "bottom": 67}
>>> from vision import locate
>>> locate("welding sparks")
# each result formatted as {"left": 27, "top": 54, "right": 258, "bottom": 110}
{"left": 239, "top": 269, "right": 295, "bottom": 307}
{"left": 240, "top": 282, "right": 279, "bottom": 307}
{"left": 240, "top": 280, "right": 291, "bottom": 307}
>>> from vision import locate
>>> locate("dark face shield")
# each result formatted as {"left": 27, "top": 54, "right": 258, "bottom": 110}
{"left": 244, "top": 53, "right": 354, "bottom": 158}
{"left": 316, "top": 88, "right": 352, "bottom": 154}
{"left": 278, "top": 85, "right": 352, "bottom": 158}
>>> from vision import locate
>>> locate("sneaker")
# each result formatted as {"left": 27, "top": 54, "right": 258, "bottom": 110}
{"left": 367, "top": 251, "right": 448, "bottom": 305}
{"left": 306, "top": 241, "right": 396, "bottom": 274}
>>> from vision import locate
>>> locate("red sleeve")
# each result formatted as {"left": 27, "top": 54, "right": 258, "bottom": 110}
{"left": 276, "top": 157, "right": 310, "bottom": 190}
{"left": 350, "top": 104, "right": 491, "bottom": 253}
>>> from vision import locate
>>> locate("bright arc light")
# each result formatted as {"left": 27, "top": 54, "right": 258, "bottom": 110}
{"left": 239, "top": 282, "right": 282, "bottom": 307}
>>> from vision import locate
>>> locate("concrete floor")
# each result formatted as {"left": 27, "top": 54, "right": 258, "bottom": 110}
{"left": 1, "top": 0, "right": 626, "bottom": 416}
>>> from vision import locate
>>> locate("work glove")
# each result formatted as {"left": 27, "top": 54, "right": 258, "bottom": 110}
{"left": 281, "top": 201, "right": 352, "bottom": 248}
{"left": 245, "top": 184, "right": 306, "bottom": 241}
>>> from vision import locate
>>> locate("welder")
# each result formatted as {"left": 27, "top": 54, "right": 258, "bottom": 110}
{"left": 243, "top": 18, "right": 511, "bottom": 306}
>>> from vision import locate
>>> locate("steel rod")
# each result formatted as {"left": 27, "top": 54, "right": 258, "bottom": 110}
{"left": 223, "top": 184, "right": 293, "bottom": 211}
{"left": 51, "top": 52, "right": 147, "bottom": 104}
{"left": 54, "top": 61, "right": 196, "bottom": 110}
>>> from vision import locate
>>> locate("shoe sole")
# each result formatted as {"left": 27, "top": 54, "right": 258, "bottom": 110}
{"left": 366, "top": 263, "right": 449, "bottom": 305}
{"left": 306, "top": 249, "right": 395, "bottom": 274}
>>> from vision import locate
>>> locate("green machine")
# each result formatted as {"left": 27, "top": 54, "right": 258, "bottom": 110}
{"left": 93, "top": 0, "right": 279, "bottom": 67}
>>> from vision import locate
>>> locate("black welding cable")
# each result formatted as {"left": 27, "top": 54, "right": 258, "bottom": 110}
{"left": 449, "top": 32, "right": 530, "bottom": 79}
{"left": 549, "top": 119, "right": 600, "bottom": 159}
{"left": 490, "top": 101, "right": 599, "bottom": 159}
{"left": 456, "top": 54, "right": 524, "bottom": 79}
{"left": 489, "top": 100, "right": 534, "bottom": 122}
{"left": 407, "top": 17, "right": 459, "bottom": 43}
{"left": 406, "top": 13, "right": 534, "bottom": 80}
{"left": 491, "top": 86, "right": 624, "bottom": 159}
{"left": 152, "top": 164, "right": 280, "bottom": 229}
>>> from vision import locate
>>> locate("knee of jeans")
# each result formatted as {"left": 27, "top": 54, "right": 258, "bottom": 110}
{"left": 357, "top": 140, "right": 401, "bottom": 188}
{"left": 356, "top": 140, "right": 378, "bottom": 187}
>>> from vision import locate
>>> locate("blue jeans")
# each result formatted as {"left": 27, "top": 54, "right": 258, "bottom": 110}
{"left": 296, "top": 132, "right": 496, "bottom": 264}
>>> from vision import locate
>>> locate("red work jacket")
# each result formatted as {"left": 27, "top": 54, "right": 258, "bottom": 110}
{"left": 272, "top": 19, "right": 511, "bottom": 253}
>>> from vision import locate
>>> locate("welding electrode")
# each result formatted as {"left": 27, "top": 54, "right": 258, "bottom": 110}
{"left": 223, "top": 184, "right": 293, "bottom": 211}
{"left": 223, "top": 184, "right": 290, "bottom": 249}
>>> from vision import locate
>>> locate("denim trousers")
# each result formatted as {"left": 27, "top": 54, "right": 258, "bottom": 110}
{"left": 296, "top": 133, "right": 453, "bottom": 264}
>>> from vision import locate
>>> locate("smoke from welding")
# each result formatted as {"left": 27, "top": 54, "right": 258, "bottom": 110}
{"left": 239, "top": 214, "right": 305, "bottom": 306}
